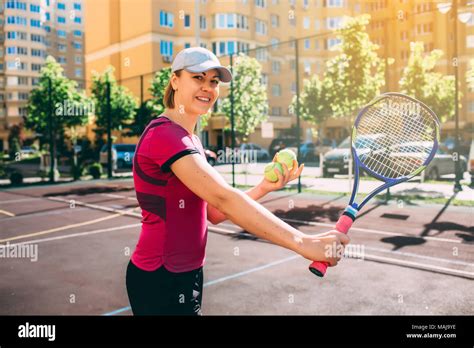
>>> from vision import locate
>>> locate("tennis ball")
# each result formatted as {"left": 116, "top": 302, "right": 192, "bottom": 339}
{"left": 276, "top": 149, "right": 297, "bottom": 170}
{"left": 264, "top": 162, "right": 283, "bottom": 182}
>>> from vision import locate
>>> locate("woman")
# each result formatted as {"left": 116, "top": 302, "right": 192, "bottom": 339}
{"left": 126, "top": 47, "right": 350, "bottom": 315}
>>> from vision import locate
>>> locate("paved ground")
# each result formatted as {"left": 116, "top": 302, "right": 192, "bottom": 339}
{"left": 0, "top": 178, "right": 472, "bottom": 315}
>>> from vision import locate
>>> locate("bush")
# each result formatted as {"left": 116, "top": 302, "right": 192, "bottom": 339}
{"left": 10, "top": 172, "right": 23, "bottom": 185}
{"left": 86, "top": 162, "right": 102, "bottom": 179}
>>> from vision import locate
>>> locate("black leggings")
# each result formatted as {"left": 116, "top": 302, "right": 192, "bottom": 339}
{"left": 126, "top": 260, "right": 203, "bottom": 315}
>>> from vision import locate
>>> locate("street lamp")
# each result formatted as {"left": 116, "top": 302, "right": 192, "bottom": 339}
{"left": 437, "top": 1, "right": 472, "bottom": 192}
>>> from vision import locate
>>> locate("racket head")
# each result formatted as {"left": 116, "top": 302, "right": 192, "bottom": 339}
{"left": 351, "top": 92, "right": 440, "bottom": 184}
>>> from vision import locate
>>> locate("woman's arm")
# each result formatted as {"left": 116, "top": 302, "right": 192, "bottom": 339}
{"left": 207, "top": 159, "right": 304, "bottom": 225}
{"left": 171, "top": 154, "right": 349, "bottom": 264}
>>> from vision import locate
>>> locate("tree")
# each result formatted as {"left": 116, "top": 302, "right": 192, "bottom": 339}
{"left": 25, "top": 56, "right": 90, "bottom": 152}
{"left": 149, "top": 67, "right": 171, "bottom": 116}
{"left": 221, "top": 53, "right": 268, "bottom": 142}
{"left": 324, "top": 15, "right": 388, "bottom": 119}
{"left": 290, "top": 75, "right": 332, "bottom": 138}
{"left": 90, "top": 66, "right": 137, "bottom": 141}
{"left": 399, "top": 42, "right": 455, "bottom": 122}
{"left": 8, "top": 124, "right": 23, "bottom": 160}
{"left": 467, "top": 59, "right": 474, "bottom": 91}
{"left": 123, "top": 100, "right": 158, "bottom": 137}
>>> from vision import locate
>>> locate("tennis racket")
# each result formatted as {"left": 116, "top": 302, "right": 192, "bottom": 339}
{"left": 309, "top": 92, "right": 440, "bottom": 277}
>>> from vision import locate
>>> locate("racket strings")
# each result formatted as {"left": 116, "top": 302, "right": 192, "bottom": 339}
{"left": 355, "top": 96, "right": 437, "bottom": 179}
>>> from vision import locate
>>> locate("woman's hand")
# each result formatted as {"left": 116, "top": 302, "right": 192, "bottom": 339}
{"left": 296, "top": 231, "right": 351, "bottom": 267}
{"left": 258, "top": 156, "right": 304, "bottom": 194}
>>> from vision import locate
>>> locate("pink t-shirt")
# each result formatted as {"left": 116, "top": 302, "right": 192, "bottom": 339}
{"left": 131, "top": 116, "right": 208, "bottom": 273}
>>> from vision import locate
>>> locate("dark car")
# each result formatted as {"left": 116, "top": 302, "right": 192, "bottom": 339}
{"left": 268, "top": 137, "right": 298, "bottom": 158}
{"left": 100, "top": 144, "right": 136, "bottom": 169}
{"left": 322, "top": 137, "right": 352, "bottom": 177}
{"left": 205, "top": 148, "right": 217, "bottom": 166}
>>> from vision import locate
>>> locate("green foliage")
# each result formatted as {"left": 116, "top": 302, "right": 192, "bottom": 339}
{"left": 221, "top": 53, "right": 268, "bottom": 142}
{"left": 149, "top": 67, "right": 171, "bottom": 115}
{"left": 399, "top": 42, "right": 455, "bottom": 122}
{"left": 8, "top": 124, "right": 23, "bottom": 160}
{"left": 124, "top": 100, "right": 158, "bottom": 137}
{"left": 324, "top": 15, "right": 388, "bottom": 118}
{"left": 25, "top": 56, "right": 90, "bottom": 147}
{"left": 90, "top": 66, "right": 137, "bottom": 138}
{"left": 467, "top": 59, "right": 474, "bottom": 91}
{"left": 85, "top": 162, "right": 103, "bottom": 179}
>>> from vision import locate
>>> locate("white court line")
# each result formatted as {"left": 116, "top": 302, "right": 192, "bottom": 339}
{"left": 364, "top": 246, "right": 474, "bottom": 267}
{"left": 282, "top": 218, "right": 463, "bottom": 244}
{"left": 3, "top": 223, "right": 141, "bottom": 246}
{"left": 100, "top": 193, "right": 137, "bottom": 201}
{"left": 0, "top": 198, "right": 42, "bottom": 204}
{"left": 362, "top": 253, "right": 474, "bottom": 279}
{"left": 0, "top": 208, "right": 87, "bottom": 222}
{"left": 47, "top": 196, "right": 141, "bottom": 218}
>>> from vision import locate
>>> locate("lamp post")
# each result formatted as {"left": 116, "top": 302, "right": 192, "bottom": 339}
{"left": 438, "top": 1, "right": 473, "bottom": 192}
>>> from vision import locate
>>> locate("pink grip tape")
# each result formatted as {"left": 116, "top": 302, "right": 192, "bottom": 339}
{"left": 309, "top": 214, "right": 354, "bottom": 277}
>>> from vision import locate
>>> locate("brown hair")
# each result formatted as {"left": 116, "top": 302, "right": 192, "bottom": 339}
{"left": 164, "top": 70, "right": 182, "bottom": 109}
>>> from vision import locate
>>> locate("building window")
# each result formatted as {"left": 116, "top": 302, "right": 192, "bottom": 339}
{"left": 73, "top": 3, "right": 81, "bottom": 10}
{"left": 6, "top": 1, "right": 26, "bottom": 10}
{"left": 32, "top": 63, "right": 42, "bottom": 71}
{"left": 255, "top": 0, "right": 266, "bottom": 8}
{"left": 74, "top": 17, "right": 81, "bottom": 24}
{"left": 467, "top": 35, "right": 474, "bottom": 48}
{"left": 57, "top": 2, "right": 66, "bottom": 10}
{"left": 326, "top": 37, "right": 341, "bottom": 50}
{"left": 272, "top": 107, "right": 281, "bottom": 116}
{"left": 304, "top": 17, "right": 310, "bottom": 29}
{"left": 160, "top": 40, "right": 173, "bottom": 56}
{"left": 30, "top": 4, "right": 40, "bottom": 12}
{"left": 184, "top": 14, "right": 190, "bottom": 28}
{"left": 31, "top": 34, "right": 44, "bottom": 42}
{"left": 327, "top": 17, "right": 343, "bottom": 30}
{"left": 272, "top": 84, "right": 281, "bottom": 97}
{"left": 7, "top": 31, "right": 27, "bottom": 40}
{"left": 75, "top": 68, "right": 82, "bottom": 77}
{"left": 17, "top": 77, "right": 27, "bottom": 86}
{"left": 468, "top": 101, "right": 474, "bottom": 113}
{"left": 327, "top": 0, "right": 343, "bottom": 7}
{"left": 32, "top": 77, "right": 39, "bottom": 85}
{"left": 18, "top": 92, "right": 29, "bottom": 100}
{"left": 199, "top": 15, "right": 206, "bottom": 30}
{"left": 31, "top": 48, "right": 45, "bottom": 57}
{"left": 57, "top": 16, "right": 66, "bottom": 24}
{"left": 255, "top": 19, "right": 267, "bottom": 35}
{"left": 73, "top": 41, "right": 82, "bottom": 50}
{"left": 57, "top": 43, "right": 67, "bottom": 51}
{"left": 304, "top": 39, "right": 310, "bottom": 49}
{"left": 7, "top": 16, "right": 27, "bottom": 26}
{"left": 184, "top": 43, "right": 191, "bottom": 49}
{"left": 272, "top": 60, "right": 281, "bottom": 73}
{"left": 44, "top": 26, "right": 51, "bottom": 33}
{"left": 271, "top": 14, "right": 279, "bottom": 27}
{"left": 159, "top": 11, "right": 174, "bottom": 28}
{"left": 75, "top": 56, "right": 82, "bottom": 64}
{"left": 73, "top": 30, "right": 82, "bottom": 37}
{"left": 45, "top": 12, "right": 50, "bottom": 21}
{"left": 57, "top": 30, "right": 67, "bottom": 38}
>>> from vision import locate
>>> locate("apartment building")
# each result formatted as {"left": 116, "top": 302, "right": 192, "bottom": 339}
{"left": 0, "top": 0, "right": 85, "bottom": 152}
{"left": 84, "top": 0, "right": 473, "bottom": 148}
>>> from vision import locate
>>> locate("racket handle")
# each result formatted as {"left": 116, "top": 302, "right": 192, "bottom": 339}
{"left": 309, "top": 213, "right": 354, "bottom": 277}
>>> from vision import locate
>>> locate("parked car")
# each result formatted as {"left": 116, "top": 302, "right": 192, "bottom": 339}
{"left": 425, "top": 145, "right": 467, "bottom": 180}
{"left": 299, "top": 139, "right": 335, "bottom": 161}
{"left": 205, "top": 148, "right": 217, "bottom": 166}
{"left": 268, "top": 137, "right": 298, "bottom": 158}
{"left": 237, "top": 143, "right": 270, "bottom": 162}
{"left": 20, "top": 146, "right": 39, "bottom": 157}
{"left": 469, "top": 140, "right": 474, "bottom": 186}
{"left": 322, "top": 137, "right": 467, "bottom": 179}
{"left": 100, "top": 144, "right": 136, "bottom": 169}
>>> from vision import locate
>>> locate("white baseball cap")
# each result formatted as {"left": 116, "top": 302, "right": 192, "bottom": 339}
{"left": 171, "top": 47, "right": 232, "bottom": 82}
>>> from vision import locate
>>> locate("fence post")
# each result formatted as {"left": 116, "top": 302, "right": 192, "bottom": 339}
{"left": 295, "top": 40, "right": 301, "bottom": 193}
{"left": 47, "top": 77, "right": 55, "bottom": 183}
{"left": 230, "top": 53, "right": 235, "bottom": 188}
{"left": 106, "top": 80, "right": 113, "bottom": 179}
